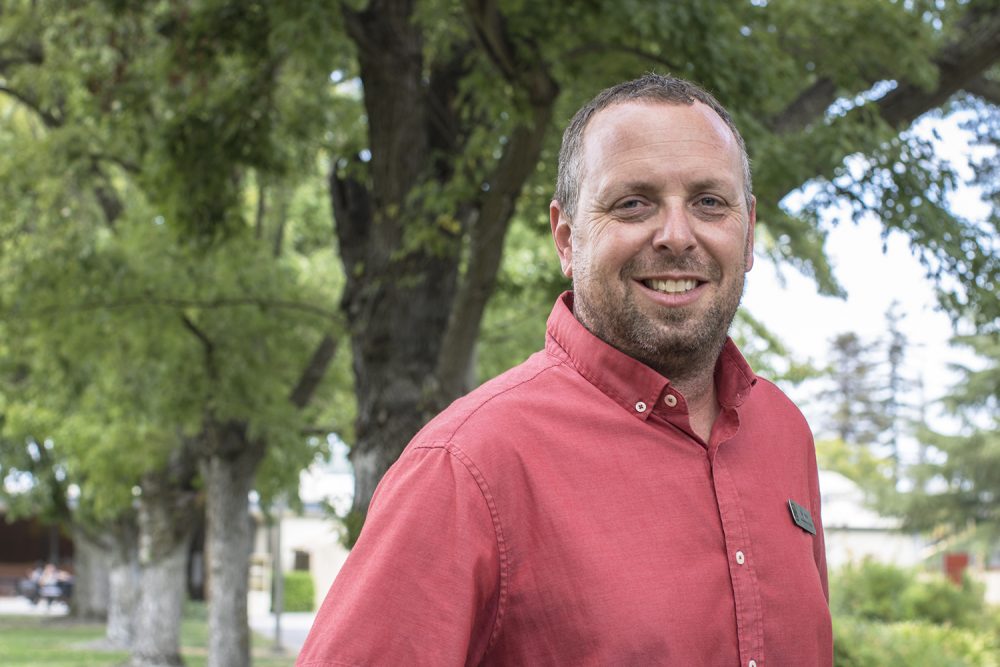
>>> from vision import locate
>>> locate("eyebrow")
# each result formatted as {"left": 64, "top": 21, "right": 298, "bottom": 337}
{"left": 596, "top": 180, "right": 659, "bottom": 199}
{"left": 686, "top": 177, "right": 739, "bottom": 194}
{"left": 598, "top": 177, "right": 739, "bottom": 200}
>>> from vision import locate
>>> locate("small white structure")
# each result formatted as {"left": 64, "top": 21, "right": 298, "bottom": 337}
{"left": 819, "top": 470, "right": 927, "bottom": 569}
{"left": 250, "top": 438, "right": 354, "bottom": 612}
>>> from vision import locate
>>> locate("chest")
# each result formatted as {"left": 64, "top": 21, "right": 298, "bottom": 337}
{"left": 481, "top": 424, "right": 830, "bottom": 666}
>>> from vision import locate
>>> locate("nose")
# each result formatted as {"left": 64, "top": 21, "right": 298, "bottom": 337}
{"left": 651, "top": 202, "right": 697, "bottom": 254}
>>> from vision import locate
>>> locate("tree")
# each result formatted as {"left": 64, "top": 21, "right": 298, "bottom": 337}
{"left": 823, "top": 332, "right": 892, "bottom": 447}
{"left": 3, "top": 4, "right": 1000, "bottom": 661}
{"left": 326, "top": 0, "right": 1000, "bottom": 543}
{"left": 0, "top": 361, "right": 140, "bottom": 644}
{"left": 0, "top": 3, "right": 351, "bottom": 666}
{"left": 897, "top": 333, "right": 1000, "bottom": 533}
{"left": 883, "top": 301, "right": 910, "bottom": 473}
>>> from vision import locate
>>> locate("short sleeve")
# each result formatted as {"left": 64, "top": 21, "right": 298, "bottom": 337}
{"left": 297, "top": 443, "right": 503, "bottom": 667}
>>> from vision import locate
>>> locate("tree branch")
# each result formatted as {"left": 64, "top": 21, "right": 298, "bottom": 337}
{"left": 89, "top": 152, "right": 141, "bottom": 176}
{"left": 771, "top": 2, "right": 1000, "bottom": 201}
{"left": 435, "top": 1, "right": 559, "bottom": 398}
{"left": 964, "top": 74, "right": 1000, "bottom": 107}
{"left": 180, "top": 313, "right": 217, "bottom": 380}
{"left": 0, "top": 41, "right": 45, "bottom": 70}
{"left": 20, "top": 296, "right": 339, "bottom": 321}
{"left": 0, "top": 83, "right": 61, "bottom": 127}
{"left": 463, "top": 0, "right": 518, "bottom": 82}
{"left": 254, "top": 180, "right": 267, "bottom": 241}
{"left": 288, "top": 334, "right": 339, "bottom": 410}
{"left": 769, "top": 77, "right": 838, "bottom": 135}
{"left": 769, "top": 3, "right": 1000, "bottom": 137}
{"left": 561, "top": 42, "right": 682, "bottom": 72}
{"left": 876, "top": 5, "right": 1000, "bottom": 130}
{"left": 463, "top": 0, "right": 559, "bottom": 102}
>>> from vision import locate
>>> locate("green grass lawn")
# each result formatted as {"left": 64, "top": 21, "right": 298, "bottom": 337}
{"left": 0, "top": 603, "right": 296, "bottom": 667}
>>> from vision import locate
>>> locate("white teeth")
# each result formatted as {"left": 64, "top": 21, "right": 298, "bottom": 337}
{"left": 644, "top": 278, "right": 697, "bottom": 294}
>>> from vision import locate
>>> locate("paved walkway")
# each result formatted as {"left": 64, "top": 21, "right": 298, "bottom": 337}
{"left": 0, "top": 595, "right": 69, "bottom": 617}
{"left": 250, "top": 610, "right": 316, "bottom": 654}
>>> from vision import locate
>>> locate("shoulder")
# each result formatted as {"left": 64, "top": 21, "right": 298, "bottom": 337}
{"left": 745, "top": 376, "right": 812, "bottom": 434}
{"left": 411, "top": 348, "right": 576, "bottom": 449}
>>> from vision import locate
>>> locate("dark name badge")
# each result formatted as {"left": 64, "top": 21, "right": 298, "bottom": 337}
{"left": 788, "top": 499, "right": 817, "bottom": 535}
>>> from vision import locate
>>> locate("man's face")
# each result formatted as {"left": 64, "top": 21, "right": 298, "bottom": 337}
{"left": 550, "top": 101, "right": 755, "bottom": 378}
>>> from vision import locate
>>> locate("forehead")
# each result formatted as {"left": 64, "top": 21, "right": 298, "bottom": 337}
{"left": 579, "top": 101, "right": 743, "bottom": 191}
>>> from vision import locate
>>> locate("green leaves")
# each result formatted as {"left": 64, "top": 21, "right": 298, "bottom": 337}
{"left": 0, "top": 0, "right": 350, "bottom": 516}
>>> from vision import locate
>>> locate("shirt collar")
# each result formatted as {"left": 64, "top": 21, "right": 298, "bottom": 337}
{"left": 545, "top": 291, "right": 757, "bottom": 420}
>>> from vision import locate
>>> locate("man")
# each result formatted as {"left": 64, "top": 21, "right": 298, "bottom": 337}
{"left": 298, "top": 74, "right": 833, "bottom": 666}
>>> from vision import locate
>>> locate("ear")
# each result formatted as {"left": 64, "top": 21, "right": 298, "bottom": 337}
{"left": 744, "top": 196, "right": 756, "bottom": 272}
{"left": 550, "top": 199, "right": 574, "bottom": 278}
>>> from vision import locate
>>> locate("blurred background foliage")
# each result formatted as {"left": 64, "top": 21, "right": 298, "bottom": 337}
{"left": 0, "top": 0, "right": 998, "bottom": 665}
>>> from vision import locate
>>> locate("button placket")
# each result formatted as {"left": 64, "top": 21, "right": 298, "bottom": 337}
{"left": 712, "top": 459, "right": 765, "bottom": 667}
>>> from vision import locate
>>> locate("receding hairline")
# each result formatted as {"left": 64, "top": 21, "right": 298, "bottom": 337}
{"left": 574, "top": 99, "right": 749, "bottom": 209}
{"left": 555, "top": 75, "right": 753, "bottom": 219}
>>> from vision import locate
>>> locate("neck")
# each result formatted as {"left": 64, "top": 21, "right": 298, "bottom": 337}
{"left": 669, "top": 365, "right": 720, "bottom": 442}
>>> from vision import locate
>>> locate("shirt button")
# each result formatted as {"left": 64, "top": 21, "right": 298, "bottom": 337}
{"left": 735, "top": 550, "right": 746, "bottom": 565}
{"left": 635, "top": 401, "right": 647, "bottom": 413}
{"left": 748, "top": 661, "right": 757, "bottom": 667}
{"left": 663, "top": 394, "right": 678, "bottom": 407}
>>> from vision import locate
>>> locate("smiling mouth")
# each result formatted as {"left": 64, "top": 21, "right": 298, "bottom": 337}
{"left": 642, "top": 278, "right": 699, "bottom": 294}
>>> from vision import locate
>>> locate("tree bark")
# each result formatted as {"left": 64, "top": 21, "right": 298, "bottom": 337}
{"left": 336, "top": 0, "right": 461, "bottom": 539}
{"left": 129, "top": 461, "right": 197, "bottom": 667}
{"left": 70, "top": 526, "right": 110, "bottom": 621}
{"left": 107, "top": 515, "right": 140, "bottom": 649}
{"left": 201, "top": 422, "right": 265, "bottom": 667}
{"left": 195, "top": 329, "right": 334, "bottom": 666}
{"left": 334, "top": 0, "right": 558, "bottom": 545}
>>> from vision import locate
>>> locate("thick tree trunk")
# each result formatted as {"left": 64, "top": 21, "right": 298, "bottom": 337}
{"left": 202, "top": 437, "right": 263, "bottom": 667}
{"left": 131, "top": 540, "right": 190, "bottom": 667}
{"left": 70, "top": 526, "right": 109, "bottom": 621}
{"left": 129, "top": 465, "right": 197, "bottom": 667}
{"left": 334, "top": 0, "right": 558, "bottom": 546}
{"left": 107, "top": 516, "right": 140, "bottom": 649}
{"left": 336, "top": 0, "right": 459, "bottom": 543}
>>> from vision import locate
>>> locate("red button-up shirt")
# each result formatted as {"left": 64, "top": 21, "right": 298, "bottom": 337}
{"left": 298, "top": 292, "right": 832, "bottom": 666}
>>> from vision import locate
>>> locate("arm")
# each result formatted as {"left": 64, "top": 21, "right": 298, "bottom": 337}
{"left": 297, "top": 443, "right": 504, "bottom": 666}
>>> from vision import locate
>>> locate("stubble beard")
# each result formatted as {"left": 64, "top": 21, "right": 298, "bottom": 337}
{"left": 573, "top": 255, "right": 746, "bottom": 383}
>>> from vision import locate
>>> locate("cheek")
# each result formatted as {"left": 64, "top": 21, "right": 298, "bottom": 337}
{"left": 702, "top": 228, "right": 748, "bottom": 268}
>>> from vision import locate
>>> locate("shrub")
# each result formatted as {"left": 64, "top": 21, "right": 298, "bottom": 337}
{"left": 834, "top": 616, "right": 1000, "bottom": 667}
{"left": 831, "top": 559, "right": 1000, "bottom": 666}
{"left": 831, "top": 559, "right": 911, "bottom": 622}
{"left": 831, "top": 559, "right": 987, "bottom": 629}
{"left": 901, "top": 574, "right": 986, "bottom": 629}
{"left": 278, "top": 570, "right": 315, "bottom": 613}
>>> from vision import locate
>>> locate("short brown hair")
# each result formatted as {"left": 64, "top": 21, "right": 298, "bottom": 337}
{"left": 555, "top": 74, "right": 752, "bottom": 218}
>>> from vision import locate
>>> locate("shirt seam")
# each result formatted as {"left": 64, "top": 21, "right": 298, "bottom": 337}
{"left": 411, "top": 441, "right": 510, "bottom": 658}
{"left": 439, "top": 355, "right": 568, "bottom": 442}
